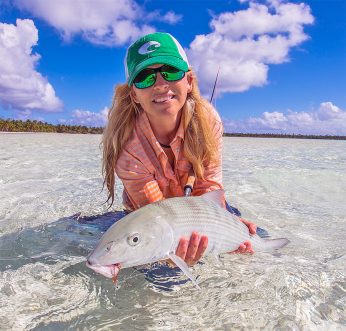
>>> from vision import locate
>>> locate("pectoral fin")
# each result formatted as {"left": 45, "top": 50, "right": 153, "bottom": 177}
{"left": 168, "top": 253, "right": 201, "bottom": 290}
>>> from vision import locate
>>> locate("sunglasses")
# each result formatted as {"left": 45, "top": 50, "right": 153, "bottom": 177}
{"left": 133, "top": 65, "right": 186, "bottom": 89}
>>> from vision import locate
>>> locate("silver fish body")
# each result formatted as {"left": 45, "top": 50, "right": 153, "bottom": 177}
{"left": 87, "top": 190, "right": 289, "bottom": 285}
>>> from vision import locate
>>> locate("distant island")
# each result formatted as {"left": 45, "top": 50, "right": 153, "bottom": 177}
{"left": 0, "top": 118, "right": 103, "bottom": 134}
{"left": 1, "top": 118, "right": 345, "bottom": 140}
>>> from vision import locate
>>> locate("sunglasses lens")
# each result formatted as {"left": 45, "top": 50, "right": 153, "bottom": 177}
{"left": 161, "top": 65, "right": 185, "bottom": 81}
{"left": 134, "top": 69, "right": 156, "bottom": 89}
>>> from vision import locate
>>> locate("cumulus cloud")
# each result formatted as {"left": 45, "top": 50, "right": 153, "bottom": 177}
{"left": 59, "top": 107, "right": 108, "bottom": 127}
{"left": 13, "top": 0, "right": 179, "bottom": 46}
{"left": 187, "top": 0, "right": 314, "bottom": 96}
{"left": 0, "top": 19, "right": 63, "bottom": 112}
{"left": 223, "top": 102, "right": 346, "bottom": 135}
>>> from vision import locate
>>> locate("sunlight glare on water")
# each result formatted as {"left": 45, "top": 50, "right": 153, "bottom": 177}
{"left": 0, "top": 133, "right": 345, "bottom": 330}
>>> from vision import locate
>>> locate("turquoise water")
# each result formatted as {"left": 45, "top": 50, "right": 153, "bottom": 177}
{"left": 0, "top": 133, "right": 345, "bottom": 330}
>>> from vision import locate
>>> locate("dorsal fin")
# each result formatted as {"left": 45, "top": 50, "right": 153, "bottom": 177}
{"left": 200, "top": 189, "right": 225, "bottom": 208}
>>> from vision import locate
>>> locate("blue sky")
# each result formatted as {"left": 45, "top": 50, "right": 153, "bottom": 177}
{"left": 0, "top": 0, "right": 345, "bottom": 135}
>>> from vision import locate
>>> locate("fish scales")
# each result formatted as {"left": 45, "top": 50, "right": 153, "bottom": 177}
{"left": 150, "top": 196, "right": 251, "bottom": 252}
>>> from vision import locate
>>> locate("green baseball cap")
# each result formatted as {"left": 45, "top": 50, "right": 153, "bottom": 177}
{"left": 125, "top": 32, "right": 189, "bottom": 86}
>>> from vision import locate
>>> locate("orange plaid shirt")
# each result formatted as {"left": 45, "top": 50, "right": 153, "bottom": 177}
{"left": 115, "top": 102, "right": 223, "bottom": 211}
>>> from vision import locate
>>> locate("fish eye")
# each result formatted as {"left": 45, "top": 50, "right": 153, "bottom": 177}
{"left": 127, "top": 233, "right": 141, "bottom": 246}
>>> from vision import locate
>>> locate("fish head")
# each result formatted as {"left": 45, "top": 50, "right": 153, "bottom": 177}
{"left": 86, "top": 206, "right": 174, "bottom": 278}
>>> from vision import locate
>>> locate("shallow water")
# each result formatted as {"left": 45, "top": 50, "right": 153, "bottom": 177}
{"left": 0, "top": 133, "right": 345, "bottom": 330}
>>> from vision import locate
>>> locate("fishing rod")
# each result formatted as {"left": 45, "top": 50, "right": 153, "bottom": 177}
{"left": 210, "top": 66, "right": 220, "bottom": 104}
{"left": 184, "top": 67, "right": 220, "bottom": 197}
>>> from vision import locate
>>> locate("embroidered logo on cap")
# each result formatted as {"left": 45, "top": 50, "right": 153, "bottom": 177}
{"left": 138, "top": 41, "right": 161, "bottom": 55}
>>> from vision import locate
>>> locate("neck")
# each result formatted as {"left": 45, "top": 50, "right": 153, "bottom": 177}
{"left": 147, "top": 111, "right": 182, "bottom": 145}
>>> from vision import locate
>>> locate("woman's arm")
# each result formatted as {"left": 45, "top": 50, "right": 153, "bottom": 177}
{"left": 115, "top": 150, "right": 164, "bottom": 210}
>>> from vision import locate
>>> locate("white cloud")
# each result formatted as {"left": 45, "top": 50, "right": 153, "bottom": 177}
{"left": 317, "top": 102, "right": 344, "bottom": 121}
{"left": 149, "top": 11, "right": 182, "bottom": 25}
{"left": 223, "top": 102, "right": 346, "bottom": 135}
{"left": 0, "top": 19, "right": 63, "bottom": 112}
{"left": 13, "top": 0, "right": 179, "bottom": 46}
{"left": 187, "top": 0, "right": 314, "bottom": 96}
{"left": 59, "top": 107, "right": 108, "bottom": 127}
{"left": 161, "top": 11, "right": 182, "bottom": 24}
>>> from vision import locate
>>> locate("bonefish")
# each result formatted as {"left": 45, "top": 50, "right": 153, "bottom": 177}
{"left": 87, "top": 190, "right": 289, "bottom": 288}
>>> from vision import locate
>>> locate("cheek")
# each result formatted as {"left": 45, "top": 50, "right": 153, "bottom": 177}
{"left": 133, "top": 90, "right": 153, "bottom": 108}
{"left": 180, "top": 77, "right": 192, "bottom": 95}
{"left": 132, "top": 87, "right": 150, "bottom": 104}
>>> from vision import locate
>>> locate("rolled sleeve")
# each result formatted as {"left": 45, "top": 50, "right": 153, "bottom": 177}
{"left": 115, "top": 150, "right": 164, "bottom": 210}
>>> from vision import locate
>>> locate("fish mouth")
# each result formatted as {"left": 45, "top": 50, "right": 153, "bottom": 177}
{"left": 86, "top": 261, "right": 121, "bottom": 279}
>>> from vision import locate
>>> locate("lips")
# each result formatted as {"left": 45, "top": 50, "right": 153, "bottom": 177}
{"left": 153, "top": 94, "right": 175, "bottom": 103}
{"left": 86, "top": 261, "right": 121, "bottom": 279}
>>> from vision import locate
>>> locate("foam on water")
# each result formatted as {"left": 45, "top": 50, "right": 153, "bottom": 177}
{"left": 0, "top": 133, "right": 345, "bottom": 330}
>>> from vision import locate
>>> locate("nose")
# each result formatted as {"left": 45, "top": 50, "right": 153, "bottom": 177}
{"left": 153, "top": 73, "right": 169, "bottom": 89}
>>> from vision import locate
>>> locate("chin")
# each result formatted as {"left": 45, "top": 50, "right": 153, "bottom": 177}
{"left": 159, "top": 108, "right": 181, "bottom": 117}
{"left": 157, "top": 102, "right": 183, "bottom": 114}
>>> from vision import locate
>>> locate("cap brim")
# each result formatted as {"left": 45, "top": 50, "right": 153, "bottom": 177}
{"left": 128, "top": 56, "right": 189, "bottom": 86}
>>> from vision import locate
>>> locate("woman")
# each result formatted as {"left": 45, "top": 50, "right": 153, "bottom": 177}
{"left": 102, "top": 32, "right": 256, "bottom": 266}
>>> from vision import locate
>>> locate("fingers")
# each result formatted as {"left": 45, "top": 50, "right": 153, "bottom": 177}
{"left": 185, "top": 232, "right": 200, "bottom": 265}
{"left": 237, "top": 218, "right": 256, "bottom": 254}
{"left": 244, "top": 241, "right": 254, "bottom": 253}
{"left": 194, "top": 235, "right": 208, "bottom": 263}
{"left": 175, "top": 237, "right": 189, "bottom": 261}
{"left": 229, "top": 241, "right": 254, "bottom": 254}
{"left": 168, "top": 238, "right": 189, "bottom": 267}
{"left": 185, "top": 233, "right": 208, "bottom": 265}
{"left": 240, "top": 218, "right": 257, "bottom": 235}
{"left": 174, "top": 232, "right": 209, "bottom": 266}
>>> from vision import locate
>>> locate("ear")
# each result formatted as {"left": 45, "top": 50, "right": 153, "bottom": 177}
{"left": 186, "top": 71, "right": 193, "bottom": 93}
{"left": 130, "top": 88, "right": 139, "bottom": 104}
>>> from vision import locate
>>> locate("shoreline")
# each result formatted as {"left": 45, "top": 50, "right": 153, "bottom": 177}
{"left": 1, "top": 130, "right": 345, "bottom": 140}
{"left": 1, "top": 119, "right": 345, "bottom": 140}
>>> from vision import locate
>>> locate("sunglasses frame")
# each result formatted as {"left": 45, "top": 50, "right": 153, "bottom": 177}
{"left": 133, "top": 65, "right": 186, "bottom": 89}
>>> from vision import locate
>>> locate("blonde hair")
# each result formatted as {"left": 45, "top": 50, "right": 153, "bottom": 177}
{"left": 102, "top": 70, "right": 220, "bottom": 205}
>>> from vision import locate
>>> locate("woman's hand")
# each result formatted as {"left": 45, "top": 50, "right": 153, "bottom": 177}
{"left": 230, "top": 218, "right": 257, "bottom": 254}
{"left": 174, "top": 232, "right": 208, "bottom": 266}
